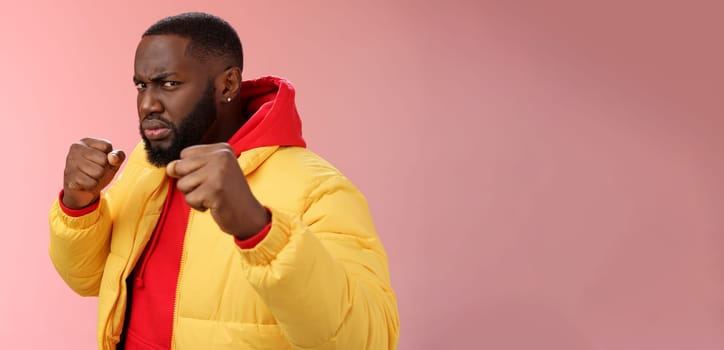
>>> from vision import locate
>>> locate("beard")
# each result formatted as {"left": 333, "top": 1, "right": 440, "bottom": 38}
{"left": 141, "top": 82, "right": 217, "bottom": 167}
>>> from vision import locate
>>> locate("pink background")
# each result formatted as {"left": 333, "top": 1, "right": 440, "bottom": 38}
{"left": 1, "top": 1, "right": 723, "bottom": 349}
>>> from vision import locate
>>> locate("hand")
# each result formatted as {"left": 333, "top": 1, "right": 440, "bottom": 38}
{"left": 166, "top": 143, "right": 270, "bottom": 239}
{"left": 62, "top": 138, "right": 126, "bottom": 209}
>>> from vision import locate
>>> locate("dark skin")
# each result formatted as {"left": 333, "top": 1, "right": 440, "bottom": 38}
{"left": 62, "top": 34, "right": 270, "bottom": 240}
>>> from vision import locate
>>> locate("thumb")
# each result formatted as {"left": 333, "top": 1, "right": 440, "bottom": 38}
{"left": 166, "top": 160, "right": 180, "bottom": 178}
{"left": 107, "top": 150, "right": 126, "bottom": 170}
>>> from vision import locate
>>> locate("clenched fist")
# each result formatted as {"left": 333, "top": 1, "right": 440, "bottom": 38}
{"left": 166, "top": 143, "right": 270, "bottom": 240}
{"left": 62, "top": 138, "right": 126, "bottom": 210}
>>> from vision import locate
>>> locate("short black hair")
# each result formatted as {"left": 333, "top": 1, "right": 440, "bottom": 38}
{"left": 143, "top": 12, "right": 243, "bottom": 70}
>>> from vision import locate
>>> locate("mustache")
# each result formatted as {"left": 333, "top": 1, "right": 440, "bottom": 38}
{"left": 142, "top": 114, "right": 172, "bottom": 126}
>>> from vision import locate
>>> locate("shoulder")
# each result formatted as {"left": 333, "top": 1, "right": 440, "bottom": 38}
{"left": 252, "top": 146, "right": 365, "bottom": 206}
{"left": 262, "top": 147, "right": 344, "bottom": 184}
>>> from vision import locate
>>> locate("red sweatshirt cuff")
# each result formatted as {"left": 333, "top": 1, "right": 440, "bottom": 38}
{"left": 234, "top": 208, "right": 272, "bottom": 249}
{"left": 58, "top": 190, "right": 100, "bottom": 217}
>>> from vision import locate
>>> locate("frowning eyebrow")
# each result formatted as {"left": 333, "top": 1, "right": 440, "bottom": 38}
{"left": 133, "top": 72, "right": 179, "bottom": 84}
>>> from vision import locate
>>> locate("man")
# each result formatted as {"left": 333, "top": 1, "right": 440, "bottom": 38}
{"left": 49, "top": 12, "right": 399, "bottom": 349}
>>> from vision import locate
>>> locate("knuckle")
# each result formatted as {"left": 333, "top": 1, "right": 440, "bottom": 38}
{"left": 89, "top": 167, "right": 105, "bottom": 179}
{"left": 69, "top": 142, "right": 84, "bottom": 154}
{"left": 176, "top": 179, "right": 190, "bottom": 193}
{"left": 185, "top": 192, "right": 199, "bottom": 205}
{"left": 186, "top": 198, "right": 204, "bottom": 212}
{"left": 214, "top": 143, "right": 232, "bottom": 153}
{"left": 211, "top": 148, "right": 235, "bottom": 163}
{"left": 83, "top": 177, "right": 99, "bottom": 189}
{"left": 207, "top": 182, "right": 220, "bottom": 195}
{"left": 67, "top": 180, "right": 82, "bottom": 191}
{"left": 80, "top": 137, "right": 112, "bottom": 152}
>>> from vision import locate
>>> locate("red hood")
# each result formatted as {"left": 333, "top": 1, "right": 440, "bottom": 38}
{"left": 228, "top": 76, "right": 307, "bottom": 156}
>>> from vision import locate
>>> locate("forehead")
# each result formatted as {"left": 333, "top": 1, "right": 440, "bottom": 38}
{"left": 134, "top": 35, "right": 201, "bottom": 78}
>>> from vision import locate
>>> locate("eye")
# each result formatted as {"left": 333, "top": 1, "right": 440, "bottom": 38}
{"left": 135, "top": 82, "right": 146, "bottom": 90}
{"left": 163, "top": 81, "right": 180, "bottom": 88}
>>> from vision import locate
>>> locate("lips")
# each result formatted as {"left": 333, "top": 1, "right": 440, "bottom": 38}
{"left": 142, "top": 118, "right": 172, "bottom": 141}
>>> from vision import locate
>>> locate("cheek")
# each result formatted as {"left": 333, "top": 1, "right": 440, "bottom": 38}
{"left": 136, "top": 94, "right": 144, "bottom": 117}
{"left": 162, "top": 90, "right": 202, "bottom": 122}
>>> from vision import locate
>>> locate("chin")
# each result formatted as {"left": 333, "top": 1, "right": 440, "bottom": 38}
{"left": 142, "top": 139, "right": 180, "bottom": 167}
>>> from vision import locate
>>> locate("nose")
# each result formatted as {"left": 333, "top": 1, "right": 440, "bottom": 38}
{"left": 138, "top": 89, "right": 163, "bottom": 119}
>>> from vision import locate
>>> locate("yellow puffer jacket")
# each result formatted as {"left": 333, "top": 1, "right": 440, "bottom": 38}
{"left": 49, "top": 142, "right": 399, "bottom": 349}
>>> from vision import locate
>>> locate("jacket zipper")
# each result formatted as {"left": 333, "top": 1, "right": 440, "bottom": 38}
{"left": 170, "top": 206, "right": 193, "bottom": 349}
{"left": 103, "top": 180, "right": 166, "bottom": 349}
{"left": 135, "top": 181, "right": 175, "bottom": 288}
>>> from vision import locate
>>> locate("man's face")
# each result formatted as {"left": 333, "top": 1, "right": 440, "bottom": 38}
{"left": 133, "top": 35, "right": 217, "bottom": 167}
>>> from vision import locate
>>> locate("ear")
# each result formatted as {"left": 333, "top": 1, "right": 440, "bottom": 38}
{"left": 215, "top": 66, "right": 242, "bottom": 103}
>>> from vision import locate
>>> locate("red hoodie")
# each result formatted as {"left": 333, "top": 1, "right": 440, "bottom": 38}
{"left": 61, "top": 76, "right": 306, "bottom": 349}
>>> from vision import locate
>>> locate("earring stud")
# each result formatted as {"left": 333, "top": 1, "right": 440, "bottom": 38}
{"left": 226, "top": 97, "right": 232, "bottom": 102}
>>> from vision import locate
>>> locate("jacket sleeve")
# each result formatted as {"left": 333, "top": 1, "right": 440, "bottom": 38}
{"left": 48, "top": 195, "right": 113, "bottom": 297}
{"left": 48, "top": 143, "right": 144, "bottom": 297}
{"left": 237, "top": 175, "right": 400, "bottom": 349}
